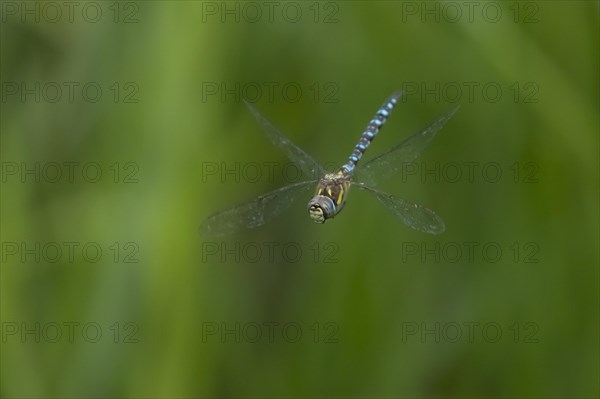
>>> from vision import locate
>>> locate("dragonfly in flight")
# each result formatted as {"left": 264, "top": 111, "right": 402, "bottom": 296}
{"left": 200, "top": 92, "right": 459, "bottom": 237}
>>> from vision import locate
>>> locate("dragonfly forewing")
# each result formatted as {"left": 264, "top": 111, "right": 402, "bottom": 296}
{"left": 353, "top": 182, "right": 445, "bottom": 235}
{"left": 354, "top": 106, "right": 460, "bottom": 186}
{"left": 244, "top": 100, "right": 325, "bottom": 180}
{"left": 200, "top": 180, "right": 318, "bottom": 237}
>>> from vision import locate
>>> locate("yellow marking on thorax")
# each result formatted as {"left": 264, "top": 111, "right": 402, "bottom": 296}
{"left": 327, "top": 188, "right": 333, "bottom": 197}
{"left": 336, "top": 186, "right": 344, "bottom": 205}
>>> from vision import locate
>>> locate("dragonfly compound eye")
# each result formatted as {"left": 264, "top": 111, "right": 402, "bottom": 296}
{"left": 307, "top": 195, "right": 336, "bottom": 223}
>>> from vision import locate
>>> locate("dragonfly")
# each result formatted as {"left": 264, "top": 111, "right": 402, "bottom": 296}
{"left": 200, "top": 92, "right": 459, "bottom": 237}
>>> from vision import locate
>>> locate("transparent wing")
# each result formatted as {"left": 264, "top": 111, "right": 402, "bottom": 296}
{"left": 200, "top": 180, "right": 317, "bottom": 237}
{"left": 354, "top": 106, "right": 460, "bottom": 186}
{"left": 244, "top": 100, "right": 325, "bottom": 179}
{"left": 353, "top": 182, "right": 445, "bottom": 235}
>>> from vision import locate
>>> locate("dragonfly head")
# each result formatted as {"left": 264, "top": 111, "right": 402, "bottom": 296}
{"left": 307, "top": 195, "right": 336, "bottom": 223}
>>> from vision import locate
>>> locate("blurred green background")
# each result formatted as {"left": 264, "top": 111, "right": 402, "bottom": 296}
{"left": 1, "top": 1, "right": 598, "bottom": 398}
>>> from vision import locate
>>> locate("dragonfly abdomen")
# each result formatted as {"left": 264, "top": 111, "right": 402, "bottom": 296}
{"left": 341, "top": 91, "right": 402, "bottom": 174}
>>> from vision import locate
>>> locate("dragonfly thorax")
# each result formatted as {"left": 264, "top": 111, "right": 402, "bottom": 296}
{"left": 307, "top": 170, "right": 351, "bottom": 223}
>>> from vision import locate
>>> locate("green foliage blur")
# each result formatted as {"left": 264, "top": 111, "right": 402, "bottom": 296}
{"left": 1, "top": 1, "right": 598, "bottom": 398}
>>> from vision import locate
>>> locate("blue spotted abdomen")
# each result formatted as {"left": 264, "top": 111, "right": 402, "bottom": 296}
{"left": 341, "top": 91, "right": 402, "bottom": 174}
